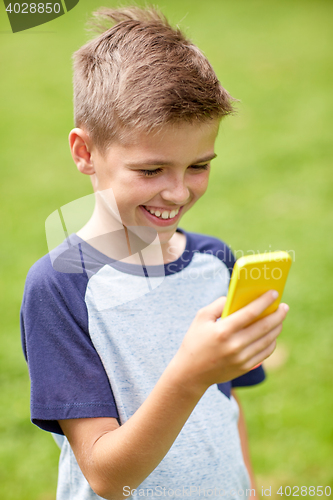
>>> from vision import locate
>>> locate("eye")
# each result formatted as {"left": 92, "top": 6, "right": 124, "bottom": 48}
{"left": 139, "top": 168, "right": 163, "bottom": 177}
{"left": 189, "top": 163, "right": 210, "bottom": 171}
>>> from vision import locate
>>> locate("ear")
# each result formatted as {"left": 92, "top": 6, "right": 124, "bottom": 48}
{"left": 69, "top": 128, "right": 95, "bottom": 175}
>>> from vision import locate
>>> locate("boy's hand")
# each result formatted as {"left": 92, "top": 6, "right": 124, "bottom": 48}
{"left": 174, "top": 290, "right": 289, "bottom": 394}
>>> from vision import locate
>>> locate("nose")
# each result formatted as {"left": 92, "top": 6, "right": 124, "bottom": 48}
{"left": 160, "top": 174, "right": 190, "bottom": 205}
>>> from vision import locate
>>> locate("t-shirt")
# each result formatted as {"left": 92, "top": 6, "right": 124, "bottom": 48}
{"left": 20, "top": 229, "right": 265, "bottom": 499}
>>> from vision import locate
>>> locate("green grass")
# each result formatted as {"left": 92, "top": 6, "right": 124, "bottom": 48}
{"left": 1, "top": 0, "right": 332, "bottom": 498}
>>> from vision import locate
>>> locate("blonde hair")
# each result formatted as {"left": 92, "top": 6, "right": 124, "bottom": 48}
{"left": 73, "top": 6, "right": 236, "bottom": 153}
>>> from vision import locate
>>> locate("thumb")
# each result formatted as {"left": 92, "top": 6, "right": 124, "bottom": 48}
{"left": 200, "top": 296, "right": 227, "bottom": 321}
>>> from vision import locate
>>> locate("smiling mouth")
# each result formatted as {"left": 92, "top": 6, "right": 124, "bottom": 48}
{"left": 142, "top": 206, "right": 181, "bottom": 220}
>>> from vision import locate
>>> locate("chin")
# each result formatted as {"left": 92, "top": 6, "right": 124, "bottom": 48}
{"left": 157, "top": 229, "right": 178, "bottom": 243}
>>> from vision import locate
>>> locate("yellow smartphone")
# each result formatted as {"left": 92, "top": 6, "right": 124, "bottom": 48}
{"left": 222, "top": 251, "right": 292, "bottom": 321}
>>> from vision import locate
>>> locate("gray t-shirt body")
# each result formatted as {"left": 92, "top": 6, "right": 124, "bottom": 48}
{"left": 21, "top": 229, "right": 265, "bottom": 499}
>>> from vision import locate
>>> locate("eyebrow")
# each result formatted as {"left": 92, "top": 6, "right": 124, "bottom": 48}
{"left": 126, "top": 153, "right": 217, "bottom": 168}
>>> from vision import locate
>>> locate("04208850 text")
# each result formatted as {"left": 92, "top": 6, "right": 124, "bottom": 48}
{"left": 262, "top": 486, "right": 332, "bottom": 497}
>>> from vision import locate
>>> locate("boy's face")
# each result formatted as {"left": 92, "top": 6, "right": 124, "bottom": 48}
{"left": 83, "top": 119, "right": 219, "bottom": 246}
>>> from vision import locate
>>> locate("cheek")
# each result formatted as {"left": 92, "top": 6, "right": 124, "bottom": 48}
{"left": 191, "top": 173, "right": 210, "bottom": 198}
{"left": 126, "top": 178, "right": 162, "bottom": 204}
{"left": 116, "top": 181, "right": 154, "bottom": 212}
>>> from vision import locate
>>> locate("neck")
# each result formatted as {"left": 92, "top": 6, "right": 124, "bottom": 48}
{"left": 77, "top": 210, "right": 186, "bottom": 266}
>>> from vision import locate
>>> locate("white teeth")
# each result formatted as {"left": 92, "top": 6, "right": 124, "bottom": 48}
{"left": 145, "top": 207, "right": 180, "bottom": 219}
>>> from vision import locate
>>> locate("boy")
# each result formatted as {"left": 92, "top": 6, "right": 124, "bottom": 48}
{"left": 20, "top": 6, "right": 289, "bottom": 500}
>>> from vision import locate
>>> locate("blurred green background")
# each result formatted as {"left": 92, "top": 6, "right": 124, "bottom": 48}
{"left": 1, "top": 0, "right": 332, "bottom": 498}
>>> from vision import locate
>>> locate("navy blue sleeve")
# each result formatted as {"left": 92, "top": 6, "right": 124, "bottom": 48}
{"left": 185, "top": 231, "right": 236, "bottom": 276}
{"left": 231, "top": 365, "right": 266, "bottom": 387}
{"left": 217, "top": 365, "right": 265, "bottom": 399}
{"left": 20, "top": 253, "right": 119, "bottom": 435}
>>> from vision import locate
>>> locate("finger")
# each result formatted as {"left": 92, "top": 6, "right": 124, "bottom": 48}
{"left": 240, "top": 302, "right": 288, "bottom": 345}
{"left": 242, "top": 322, "right": 283, "bottom": 369}
{"left": 247, "top": 339, "right": 277, "bottom": 371}
{"left": 221, "top": 290, "right": 279, "bottom": 332}
{"left": 217, "top": 304, "right": 287, "bottom": 365}
{"left": 198, "top": 296, "right": 227, "bottom": 322}
{"left": 250, "top": 321, "right": 283, "bottom": 355}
